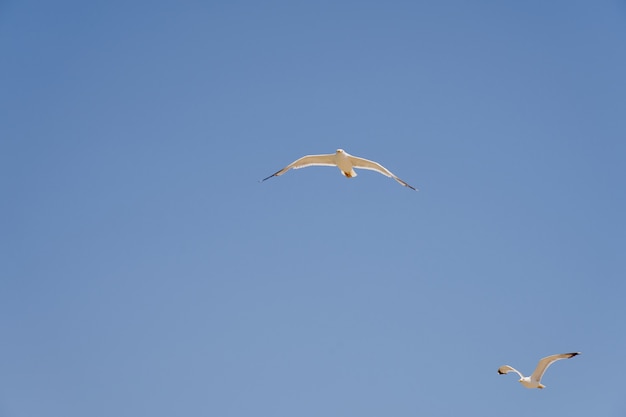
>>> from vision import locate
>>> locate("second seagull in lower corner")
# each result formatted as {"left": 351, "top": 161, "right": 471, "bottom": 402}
{"left": 497, "top": 352, "right": 581, "bottom": 389}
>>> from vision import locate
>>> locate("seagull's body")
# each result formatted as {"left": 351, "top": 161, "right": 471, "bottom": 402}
{"left": 261, "top": 149, "right": 417, "bottom": 190}
{"left": 497, "top": 352, "right": 580, "bottom": 389}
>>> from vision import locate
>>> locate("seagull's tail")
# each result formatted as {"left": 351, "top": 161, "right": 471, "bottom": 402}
{"left": 341, "top": 169, "right": 357, "bottom": 178}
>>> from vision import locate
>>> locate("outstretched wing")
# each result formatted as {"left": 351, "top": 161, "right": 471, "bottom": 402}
{"left": 261, "top": 154, "right": 336, "bottom": 181}
{"left": 531, "top": 352, "right": 580, "bottom": 382}
{"left": 497, "top": 365, "right": 524, "bottom": 379}
{"left": 348, "top": 156, "right": 417, "bottom": 190}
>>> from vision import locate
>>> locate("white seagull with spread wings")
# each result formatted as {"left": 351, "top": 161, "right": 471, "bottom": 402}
{"left": 497, "top": 352, "right": 580, "bottom": 389}
{"left": 261, "top": 149, "right": 417, "bottom": 190}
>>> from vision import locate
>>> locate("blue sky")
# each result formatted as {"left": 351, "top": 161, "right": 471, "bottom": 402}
{"left": 2, "top": 1, "right": 626, "bottom": 416}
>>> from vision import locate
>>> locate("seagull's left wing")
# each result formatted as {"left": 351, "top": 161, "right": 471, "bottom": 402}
{"left": 531, "top": 352, "right": 580, "bottom": 382}
{"left": 261, "top": 154, "right": 336, "bottom": 182}
{"left": 348, "top": 156, "right": 417, "bottom": 190}
{"left": 497, "top": 365, "right": 524, "bottom": 379}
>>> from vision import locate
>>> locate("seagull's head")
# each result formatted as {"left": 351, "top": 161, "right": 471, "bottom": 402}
{"left": 336, "top": 149, "right": 345, "bottom": 154}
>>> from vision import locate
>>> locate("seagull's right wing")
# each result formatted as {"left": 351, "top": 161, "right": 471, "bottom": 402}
{"left": 531, "top": 352, "right": 580, "bottom": 382}
{"left": 348, "top": 156, "right": 417, "bottom": 190}
{"left": 261, "top": 154, "right": 336, "bottom": 181}
{"left": 497, "top": 365, "right": 524, "bottom": 379}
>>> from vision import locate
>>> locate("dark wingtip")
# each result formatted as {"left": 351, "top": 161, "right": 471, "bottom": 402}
{"left": 570, "top": 352, "right": 581, "bottom": 357}
{"left": 261, "top": 169, "right": 283, "bottom": 183}
{"left": 497, "top": 370, "right": 505, "bottom": 375}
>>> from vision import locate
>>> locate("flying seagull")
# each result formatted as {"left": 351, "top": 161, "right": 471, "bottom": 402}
{"left": 261, "top": 149, "right": 417, "bottom": 190}
{"left": 497, "top": 352, "right": 580, "bottom": 389}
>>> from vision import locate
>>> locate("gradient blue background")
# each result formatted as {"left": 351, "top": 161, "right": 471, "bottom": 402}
{"left": 2, "top": 1, "right": 626, "bottom": 416}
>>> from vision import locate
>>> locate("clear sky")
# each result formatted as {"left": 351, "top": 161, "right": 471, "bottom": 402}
{"left": 2, "top": 1, "right": 626, "bottom": 416}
